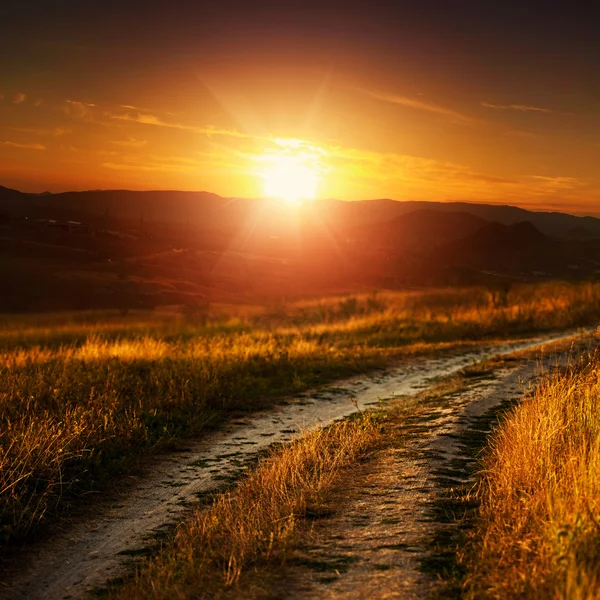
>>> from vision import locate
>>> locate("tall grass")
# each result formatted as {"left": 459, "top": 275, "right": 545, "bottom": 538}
{"left": 465, "top": 350, "right": 600, "bottom": 599}
{"left": 1, "top": 282, "right": 600, "bottom": 547}
{"left": 109, "top": 415, "right": 381, "bottom": 599}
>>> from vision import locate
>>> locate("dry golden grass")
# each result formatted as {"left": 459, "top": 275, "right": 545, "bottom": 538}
{"left": 1, "top": 281, "right": 600, "bottom": 546}
{"left": 465, "top": 349, "right": 600, "bottom": 599}
{"left": 109, "top": 415, "right": 381, "bottom": 600}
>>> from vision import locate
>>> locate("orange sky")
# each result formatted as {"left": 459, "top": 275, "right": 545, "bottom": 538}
{"left": 2, "top": 2, "right": 600, "bottom": 216}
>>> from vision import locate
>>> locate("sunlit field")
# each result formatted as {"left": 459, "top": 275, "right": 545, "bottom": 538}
{"left": 110, "top": 414, "right": 381, "bottom": 599}
{"left": 465, "top": 349, "right": 600, "bottom": 599}
{"left": 1, "top": 281, "right": 600, "bottom": 547}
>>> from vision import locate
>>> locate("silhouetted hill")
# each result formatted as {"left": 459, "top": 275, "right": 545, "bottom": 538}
{"left": 0, "top": 188, "right": 231, "bottom": 225}
{"left": 2, "top": 186, "right": 600, "bottom": 239}
{"left": 318, "top": 198, "right": 600, "bottom": 238}
{"left": 422, "top": 202, "right": 600, "bottom": 238}
{"left": 564, "top": 226, "right": 600, "bottom": 241}
{"left": 349, "top": 209, "right": 487, "bottom": 254}
{"left": 428, "top": 221, "right": 560, "bottom": 272}
{"left": 0, "top": 186, "right": 25, "bottom": 201}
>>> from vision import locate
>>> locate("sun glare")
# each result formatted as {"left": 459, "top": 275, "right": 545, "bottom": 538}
{"left": 262, "top": 154, "right": 319, "bottom": 203}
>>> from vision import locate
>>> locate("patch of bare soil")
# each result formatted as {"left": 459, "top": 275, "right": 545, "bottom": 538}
{"left": 259, "top": 336, "right": 596, "bottom": 599}
{"left": 2, "top": 329, "right": 592, "bottom": 599}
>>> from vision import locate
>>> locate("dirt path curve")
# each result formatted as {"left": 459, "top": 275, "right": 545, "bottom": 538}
{"left": 269, "top": 335, "right": 596, "bottom": 599}
{"left": 3, "top": 329, "right": 591, "bottom": 600}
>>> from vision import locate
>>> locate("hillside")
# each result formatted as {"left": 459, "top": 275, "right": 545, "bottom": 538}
{"left": 348, "top": 209, "right": 487, "bottom": 254}
{"left": 2, "top": 184, "right": 600, "bottom": 311}
{"left": 428, "top": 221, "right": 555, "bottom": 272}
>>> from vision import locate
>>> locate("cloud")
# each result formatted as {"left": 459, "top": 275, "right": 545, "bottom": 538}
{"left": 467, "top": 173, "right": 518, "bottom": 184}
{"left": 110, "top": 111, "right": 169, "bottom": 127}
{"left": 201, "top": 126, "right": 254, "bottom": 139}
{"left": 108, "top": 109, "right": 265, "bottom": 144}
{"left": 102, "top": 154, "right": 200, "bottom": 173}
{"left": 307, "top": 142, "right": 588, "bottom": 202}
{"left": 63, "top": 100, "right": 98, "bottom": 119}
{"left": 10, "top": 126, "right": 71, "bottom": 137}
{"left": 63, "top": 98, "right": 262, "bottom": 144}
{"left": 528, "top": 175, "right": 584, "bottom": 192}
{"left": 481, "top": 102, "right": 574, "bottom": 116}
{"left": 0, "top": 140, "right": 46, "bottom": 150}
{"left": 94, "top": 105, "right": 197, "bottom": 131}
{"left": 356, "top": 87, "right": 478, "bottom": 124}
{"left": 108, "top": 109, "right": 254, "bottom": 139}
{"left": 111, "top": 137, "right": 148, "bottom": 148}
{"left": 13, "top": 93, "right": 26, "bottom": 104}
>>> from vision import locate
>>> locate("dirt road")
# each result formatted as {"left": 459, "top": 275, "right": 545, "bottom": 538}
{"left": 3, "top": 329, "right": 593, "bottom": 599}
{"left": 274, "top": 355, "right": 562, "bottom": 598}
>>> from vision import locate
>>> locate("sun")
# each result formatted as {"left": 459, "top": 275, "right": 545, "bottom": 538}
{"left": 262, "top": 155, "right": 319, "bottom": 203}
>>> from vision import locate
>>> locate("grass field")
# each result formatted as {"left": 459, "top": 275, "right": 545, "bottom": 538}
{"left": 1, "top": 281, "right": 600, "bottom": 547}
{"left": 108, "top": 414, "right": 382, "bottom": 599}
{"left": 464, "top": 347, "right": 600, "bottom": 599}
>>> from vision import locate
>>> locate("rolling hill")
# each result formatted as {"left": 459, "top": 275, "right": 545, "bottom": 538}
{"left": 2, "top": 184, "right": 600, "bottom": 311}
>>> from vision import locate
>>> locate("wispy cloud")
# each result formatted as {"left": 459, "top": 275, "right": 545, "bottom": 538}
{"left": 298, "top": 142, "right": 588, "bottom": 202}
{"left": 357, "top": 87, "right": 478, "bottom": 124}
{"left": 102, "top": 154, "right": 200, "bottom": 173}
{"left": 108, "top": 109, "right": 256, "bottom": 139}
{"left": 502, "top": 129, "right": 540, "bottom": 139}
{"left": 9, "top": 126, "right": 71, "bottom": 137}
{"left": 64, "top": 98, "right": 260, "bottom": 142}
{"left": 482, "top": 102, "right": 574, "bottom": 116}
{"left": 201, "top": 126, "right": 254, "bottom": 139}
{"left": 74, "top": 90, "right": 479, "bottom": 138}
{"left": 109, "top": 111, "right": 171, "bottom": 127}
{"left": 63, "top": 100, "right": 98, "bottom": 119}
{"left": 0, "top": 140, "right": 46, "bottom": 150}
{"left": 329, "top": 148, "right": 513, "bottom": 190}
{"left": 64, "top": 99, "right": 193, "bottom": 132}
{"left": 111, "top": 137, "right": 147, "bottom": 148}
{"left": 13, "top": 92, "right": 26, "bottom": 104}
{"left": 120, "top": 104, "right": 147, "bottom": 111}
{"left": 528, "top": 175, "right": 584, "bottom": 192}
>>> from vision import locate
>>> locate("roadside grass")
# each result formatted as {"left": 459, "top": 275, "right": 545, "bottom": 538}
{"left": 1, "top": 281, "right": 600, "bottom": 547}
{"left": 464, "top": 350, "right": 600, "bottom": 599}
{"left": 1, "top": 280, "right": 598, "bottom": 351}
{"left": 107, "top": 357, "right": 512, "bottom": 600}
{"left": 107, "top": 414, "right": 382, "bottom": 600}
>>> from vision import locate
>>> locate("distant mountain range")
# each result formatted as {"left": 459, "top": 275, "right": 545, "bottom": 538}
{"left": 1, "top": 184, "right": 600, "bottom": 311}
{"left": 318, "top": 197, "right": 600, "bottom": 238}
{"left": 2, "top": 185, "right": 600, "bottom": 239}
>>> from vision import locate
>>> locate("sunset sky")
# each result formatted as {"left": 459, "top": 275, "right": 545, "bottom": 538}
{"left": 2, "top": 2, "right": 600, "bottom": 215}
